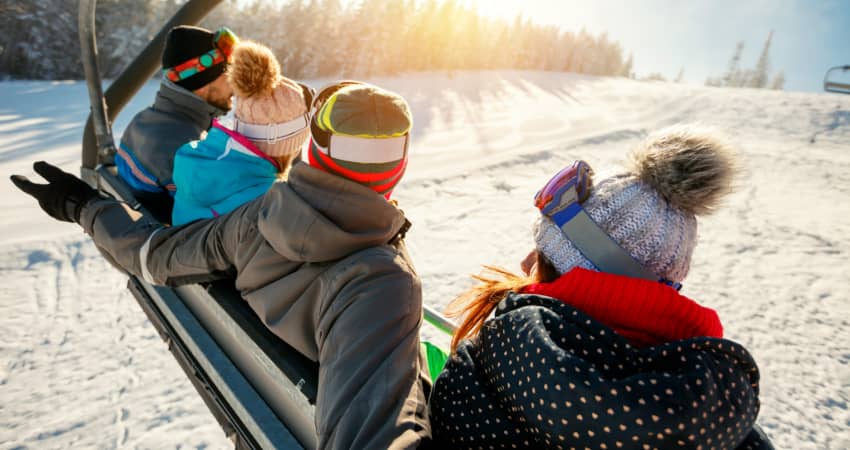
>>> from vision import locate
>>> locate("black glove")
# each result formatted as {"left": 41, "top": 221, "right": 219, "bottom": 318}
{"left": 10, "top": 161, "right": 100, "bottom": 223}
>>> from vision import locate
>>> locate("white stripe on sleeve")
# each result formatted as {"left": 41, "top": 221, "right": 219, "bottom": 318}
{"left": 139, "top": 228, "right": 163, "bottom": 284}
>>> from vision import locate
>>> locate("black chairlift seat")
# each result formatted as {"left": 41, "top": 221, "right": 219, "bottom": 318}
{"left": 824, "top": 65, "right": 850, "bottom": 94}
{"left": 98, "top": 163, "right": 320, "bottom": 449}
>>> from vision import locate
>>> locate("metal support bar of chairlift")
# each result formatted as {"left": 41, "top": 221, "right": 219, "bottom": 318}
{"left": 128, "top": 278, "right": 301, "bottom": 450}
{"left": 79, "top": 0, "right": 224, "bottom": 185}
{"left": 424, "top": 304, "right": 457, "bottom": 336}
{"left": 824, "top": 65, "right": 850, "bottom": 95}
{"left": 78, "top": 0, "right": 114, "bottom": 175}
{"left": 76, "top": 1, "right": 316, "bottom": 448}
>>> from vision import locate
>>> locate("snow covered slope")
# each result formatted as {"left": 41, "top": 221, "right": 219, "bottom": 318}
{"left": 1, "top": 71, "right": 848, "bottom": 449}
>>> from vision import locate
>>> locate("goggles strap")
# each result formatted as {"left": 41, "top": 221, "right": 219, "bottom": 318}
{"left": 163, "top": 27, "right": 238, "bottom": 83}
{"left": 554, "top": 204, "right": 664, "bottom": 284}
{"left": 234, "top": 114, "right": 309, "bottom": 143}
{"left": 163, "top": 48, "right": 225, "bottom": 82}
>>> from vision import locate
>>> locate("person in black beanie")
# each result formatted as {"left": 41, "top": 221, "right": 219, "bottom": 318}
{"left": 115, "top": 25, "right": 237, "bottom": 222}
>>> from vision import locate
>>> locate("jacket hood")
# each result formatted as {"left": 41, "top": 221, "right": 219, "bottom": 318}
{"left": 173, "top": 127, "right": 278, "bottom": 213}
{"left": 523, "top": 268, "right": 723, "bottom": 347}
{"left": 257, "top": 162, "right": 409, "bottom": 262}
{"left": 430, "top": 292, "right": 768, "bottom": 449}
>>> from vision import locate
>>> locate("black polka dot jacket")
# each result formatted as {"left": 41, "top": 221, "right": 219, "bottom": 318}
{"left": 429, "top": 293, "right": 774, "bottom": 450}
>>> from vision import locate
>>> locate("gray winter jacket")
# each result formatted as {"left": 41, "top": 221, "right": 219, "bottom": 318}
{"left": 81, "top": 163, "right": 430, "bottom": 449}
{"left": 116, "top": 80, "right": 224, "bottom": 218}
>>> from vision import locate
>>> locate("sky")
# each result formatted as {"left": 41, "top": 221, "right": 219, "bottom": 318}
{"left": 456, "top": 0, "right": 850, "bottom": 92}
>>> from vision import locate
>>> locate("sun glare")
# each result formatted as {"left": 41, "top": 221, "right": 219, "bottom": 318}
{"left": 463, "top": 0, "right": 562, "bottom": 24}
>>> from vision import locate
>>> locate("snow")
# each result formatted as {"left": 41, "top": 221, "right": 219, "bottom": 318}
{"left": 1, "top": 71, "right": 849, "bottom": 449}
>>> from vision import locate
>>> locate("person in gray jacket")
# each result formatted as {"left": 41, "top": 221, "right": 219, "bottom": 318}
{"left": 11, "top": 83, "right": 429, "bottom": 449}
{"left": 116, "top": 25, "right": 237, "bottom": 222}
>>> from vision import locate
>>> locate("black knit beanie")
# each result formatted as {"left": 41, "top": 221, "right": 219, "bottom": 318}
{"left": 161, "top": 26, "right": 225, "bottom": 91}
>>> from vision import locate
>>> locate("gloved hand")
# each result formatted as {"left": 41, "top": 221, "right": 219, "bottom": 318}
{"left": 10, "top": 161, "right": 100, "bottom": 223}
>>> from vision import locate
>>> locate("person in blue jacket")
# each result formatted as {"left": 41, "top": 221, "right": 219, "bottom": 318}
{"left": 171, "top": 40, "right": 311, "bottom": 225}
{"left": 116, "top": 26, "right": 237, "bottom": 222}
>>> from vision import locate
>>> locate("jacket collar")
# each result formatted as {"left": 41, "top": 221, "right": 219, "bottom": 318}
{"left": 154, "top": 79, "right": 225, "bottom": 129}
{"left": 523, "top": 268, "right": 723, "bottom": 346}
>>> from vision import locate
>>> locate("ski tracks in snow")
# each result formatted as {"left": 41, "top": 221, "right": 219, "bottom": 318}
{"left": 1, "top": 74, "right": 848, "bottom": 449}
{"left": 400, "top": 75, "right": 850, "bottom": 449}
{"left": 0, "top": 238, "right": 226, "bottom": 449}
{"left": 709, "top": 144, "right": 850, "bottom": 450}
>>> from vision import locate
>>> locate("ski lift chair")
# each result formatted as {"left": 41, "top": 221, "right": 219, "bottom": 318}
{"left": 79, "top": 2, "right": 319, "bottom": 448}
{"left": 824, "top": 65, "right": 850, "bottom": 94}
{"left": 78, "top": 0, "right": 456, "bottom": 448}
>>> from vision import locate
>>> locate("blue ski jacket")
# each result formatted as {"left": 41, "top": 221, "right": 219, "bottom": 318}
{"left": 171, "top": 120, "right": 280, "bottom": 225}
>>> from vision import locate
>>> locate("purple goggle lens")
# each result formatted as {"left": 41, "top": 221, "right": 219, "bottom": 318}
{"left": 534, "top": 160, "right": 593, "bottom": 216}
{"left": 533, "top": 160, "right": 682, "bottom": 291}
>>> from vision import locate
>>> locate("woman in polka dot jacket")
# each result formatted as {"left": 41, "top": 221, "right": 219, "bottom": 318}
{"left": 429, "top": 126, "right": 774, "bottom": 449}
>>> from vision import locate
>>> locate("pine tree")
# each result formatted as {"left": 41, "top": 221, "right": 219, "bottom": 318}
{"left": 0, "top": 0, "right": 78, "bottom": 79}
{"left": 674, "top": 67, "right": 684, "bottom": 83}
{"left": 706, "top": 33, "right": 784, "bottom": 90}
{"left": 748, "top": 31, "right": 773, "bottom": 89}
{"left": 641, "top": 73, "right": 667, "bottom": 82}
{"left": 314, "top": 0, "right": 343, "bottom": 77}
{"left": 722, "top": 41, "right": 745, "bottom": 87}
{"left": 1, "top": 0, "right": 634, "bottom": 81}
{"left": 0, "top": 0, "right": 29, "bottom": 77}
{"left": 97, "top": 0, "right": 163, "bottom": 78}
{"left": 770, "top": 71, "right": 785, "bottom": 90}
{"left": 405, "top": 0, "right": 440, "bottom": 72}
{"left": 620, "top": 53, "right": 633, "bottom": 77}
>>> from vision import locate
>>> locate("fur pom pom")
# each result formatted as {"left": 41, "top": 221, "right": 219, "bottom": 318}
{"left": 629, "top": 125, "right": 737, "bottom": 216}
{"left": 228, "top": 41, "right": 280, "bottom": 98}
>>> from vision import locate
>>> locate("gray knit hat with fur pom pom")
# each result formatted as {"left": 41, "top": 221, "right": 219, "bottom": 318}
{"left": 533, "top": 125, "right": 736, "bottom": 284}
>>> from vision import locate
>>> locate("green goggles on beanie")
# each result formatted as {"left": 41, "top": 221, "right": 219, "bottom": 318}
{"left": 307, "top": 82, "right": 412, "bottom": 198}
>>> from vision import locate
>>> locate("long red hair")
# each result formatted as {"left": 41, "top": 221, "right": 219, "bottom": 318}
{"left": 446, "top": 252, "right": 559, "bottom": 351}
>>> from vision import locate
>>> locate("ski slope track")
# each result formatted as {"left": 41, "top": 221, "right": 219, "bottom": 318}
{"left": 1, "top": 71, "right": 848, "bottom": 449}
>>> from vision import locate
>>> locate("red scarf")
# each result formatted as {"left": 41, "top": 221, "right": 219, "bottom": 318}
{"left": 522, "top": 268, "right": 723, "bottom": 347}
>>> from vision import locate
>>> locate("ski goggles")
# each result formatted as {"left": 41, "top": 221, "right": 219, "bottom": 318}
{"left": 308, "top": 80, "right": 409, "bottom": 163}
{"left": 308, "top": 103, "right": 409, "bottom": 171}
{"left": 234, "top": 114, "right": 309, "bottom": 144}
{"left": 306, "top": 79, "right": 410, "bottom": 196}
{"left": 312, "top": 133, "right": 408, "bottom": 164}
{"left": 535, "top": 161, "right": 682, "bottom": 291}
{"left": 163, "top": 27, "right": 239, "bottom": 83}
{"left": 308, "top": 135, "right": 408, "bottom": 196}
{"left": 231, "top": 81, "right": 315, "bottom": 143}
